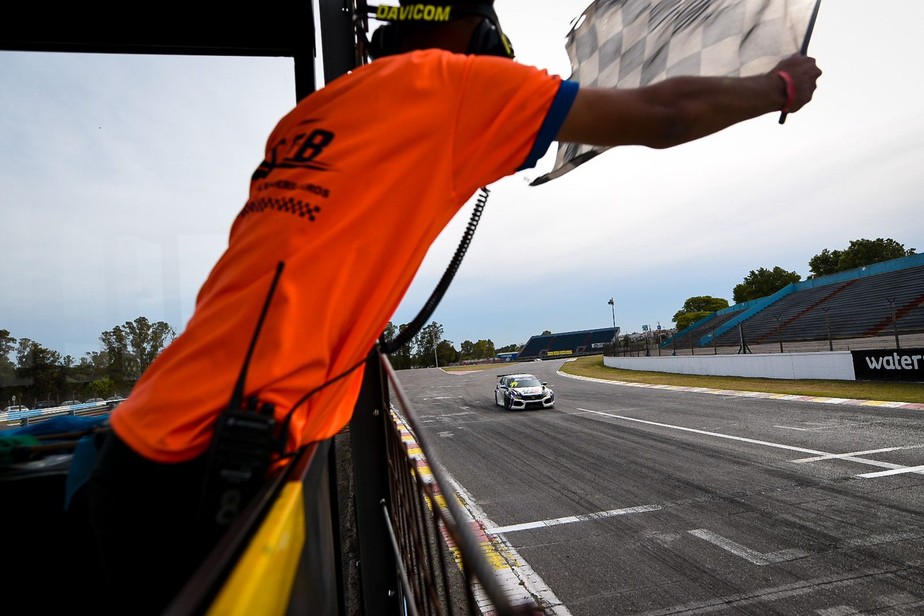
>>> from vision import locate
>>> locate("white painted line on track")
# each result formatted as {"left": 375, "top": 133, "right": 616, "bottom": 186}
{"left": 576, "top": 407, "right": 827, "bottom": 454}
{"left": 574, "top": 408, "right": 924, "bottom": 476}
{"left": 391, "top": 410, "right": 571, "bottom": 615}
{"left": 792, "top": 445, "right": 924, "bottom": 463}
{"left": 843, "top": 531, "right": 924, "bottom": 547}
{"left": 857, "top": 464, "right": 924, "bottom": 478}
{"left": 489, "top": 504, "right": 661, "bottom": 535}
{"left": 445, "top": 474, "right": 574, "bottom": 616}
{"left": 688, "top": 529, "right": 809, "bottom": 565}
{"left": 558, "top": 369, "right": 924, "bottom": 411}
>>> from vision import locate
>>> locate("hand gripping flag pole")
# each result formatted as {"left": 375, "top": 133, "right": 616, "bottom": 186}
{"left": 780, "top": 0, "right": 822, "bottom": 124}
{"left": 532, "top": 0, "right": 823, "bottom": 186}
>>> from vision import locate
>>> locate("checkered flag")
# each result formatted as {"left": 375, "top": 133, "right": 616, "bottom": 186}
{"left": 531, "top": 0, "right": 819, "bottom": 186}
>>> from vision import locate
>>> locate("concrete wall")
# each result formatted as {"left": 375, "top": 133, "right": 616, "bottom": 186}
{"left": 603, "top": 351, "right": 856, "bottom": 380}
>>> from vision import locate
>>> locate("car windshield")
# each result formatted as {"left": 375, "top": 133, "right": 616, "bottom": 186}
{"left": 510, "top": 377, "right": 541, "bottom": 388}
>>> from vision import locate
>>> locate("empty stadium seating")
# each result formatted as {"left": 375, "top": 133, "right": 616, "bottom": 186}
{"left": 517, "top": 327, "right": 616, "bottom": 360}
{"left": 667, "top": 254, "right": 924, "bottom": 351}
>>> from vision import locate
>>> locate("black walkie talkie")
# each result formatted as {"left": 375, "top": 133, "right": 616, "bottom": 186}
{"left": 198, "top": 261, "right": 286, "bottom": 536}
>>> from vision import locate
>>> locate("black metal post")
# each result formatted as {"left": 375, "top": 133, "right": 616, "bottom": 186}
{"left": 349, "top": 349, "right": 401, "bottom": 615}
{"left": 774, "top": 313, "right": 784, "bottom": 353}
{"left": 887, "top": 298, "right": 901, "bottom": 350}
{"left": 608, "top": 297, "right": 617, "bottom": 358}
{"left": 737, "top": 323, "right": 751, "bottom": 354}
{"left": 823, "top": 307, "right": 833, "bottom": 351}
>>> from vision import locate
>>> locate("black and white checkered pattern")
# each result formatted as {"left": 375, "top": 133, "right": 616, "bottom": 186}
{"left": 531, "top": 0, "right": 816, "bottom": 185}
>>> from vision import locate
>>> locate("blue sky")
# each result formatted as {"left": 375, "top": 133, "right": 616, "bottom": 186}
{"left": 2, "top": 0, "right": 923, "bottom": 359}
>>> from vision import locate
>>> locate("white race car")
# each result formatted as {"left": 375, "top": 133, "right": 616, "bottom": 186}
{"left": 494, "top": 373, "right": 555, "bottom": 410}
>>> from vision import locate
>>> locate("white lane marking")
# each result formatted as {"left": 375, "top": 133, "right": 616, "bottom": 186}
{"left": 489, "top": 504, "right": 661, "bottom": 535}
{"left": 792, "top": 445, "right": 924, "bottom": 463}
{"left": 575, "top": 408, "right": 924, "bottom": 476}
{"left": 843, "top": 532, "right": 924, "bottom": 547}
{"left": 576, "top": 408, "right": 827, "bottom": 454}
{"left": 392, "top": 411, "right": 569, "bottom": 615}
{"left": 688, "top": 529, "right": 809, "bottom": 565}
{"left": 857, "top": 464, "right": 924, "bottom": 478}
{"left": 774, "top": 425, "right": 815, "bottom": 431}
{"left": 558, "top": 369, "right": 924, "bottom": 411}
{"left": 446, "top": 474, "right": 573, "bottom": 616}
{"left": 437, "top": 431, "right": 454, "bottom": 438}
{"left": 815, "top": 606, "right": 861, "bottom": 615}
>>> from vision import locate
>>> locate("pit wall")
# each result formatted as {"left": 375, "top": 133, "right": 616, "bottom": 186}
{"left": 603, "top": 351, "right": 856, "bottom": 380}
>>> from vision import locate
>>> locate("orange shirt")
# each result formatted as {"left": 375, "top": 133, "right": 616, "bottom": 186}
{"left": 110, "top": 50, "right": 578, "bottom": 463}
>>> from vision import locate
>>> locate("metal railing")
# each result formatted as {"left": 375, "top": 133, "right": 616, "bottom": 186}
{"left": 379, "top": 351, "right": 543, "bottom": 616}
{"left": 159, "top": 346, "right": 543, "bottom": 615}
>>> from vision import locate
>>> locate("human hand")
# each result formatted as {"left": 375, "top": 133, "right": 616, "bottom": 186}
{"left": 772, "top": 53, "right": 822, "bottom": 114}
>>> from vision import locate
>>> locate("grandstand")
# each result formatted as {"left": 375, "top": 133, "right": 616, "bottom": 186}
{"left": 517, "top": 327, "right": 617, "bottom": 360}
{"left": 664, "top": 253, "right": 924, "bottom": 353}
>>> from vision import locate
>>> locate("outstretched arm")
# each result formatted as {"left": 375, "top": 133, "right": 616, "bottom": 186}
{"left": 556, "top": 53, "right": 821, "bottom": 149}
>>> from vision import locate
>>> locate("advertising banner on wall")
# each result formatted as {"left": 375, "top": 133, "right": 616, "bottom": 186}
{"left": 851, "top": 348, "right": 924, "bottom": 382}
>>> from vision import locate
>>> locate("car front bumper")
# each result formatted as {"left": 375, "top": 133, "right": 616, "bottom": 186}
{"left": 508, "top": 393, "right": 554, "bottom": 410}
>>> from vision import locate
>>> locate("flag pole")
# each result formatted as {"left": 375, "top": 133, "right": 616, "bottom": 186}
{"left": 779, "top": 0, "right": 822, "bottom": 124}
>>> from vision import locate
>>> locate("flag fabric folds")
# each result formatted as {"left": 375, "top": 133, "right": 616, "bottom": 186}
{"left": 531, "top": 0, "right": 818, "bottom": 186}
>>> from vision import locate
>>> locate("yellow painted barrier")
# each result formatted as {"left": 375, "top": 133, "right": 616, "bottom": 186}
{"left": 207, "top": 482, "right": 306, "bottom": 616}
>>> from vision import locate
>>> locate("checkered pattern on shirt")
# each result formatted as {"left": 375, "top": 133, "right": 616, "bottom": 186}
{"left": 531, "top": 0, "right": 816, "bottom": 186}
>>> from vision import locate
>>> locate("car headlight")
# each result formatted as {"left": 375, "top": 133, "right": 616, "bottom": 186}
{"left": 509, "top": 389, "right": 522, "bottom": 398}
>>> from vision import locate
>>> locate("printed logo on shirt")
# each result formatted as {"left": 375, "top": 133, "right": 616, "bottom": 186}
{"left": 252, "top": 125, "right": 336, "bottom": 180}
{"left": 376, "top": 4, "right": 452, "bottom": 22}
{"left": 238, "top": 196, "right": 323, "bottom": 221}
{"left": 242, "top": 123, "right": 334, "bottom": 221}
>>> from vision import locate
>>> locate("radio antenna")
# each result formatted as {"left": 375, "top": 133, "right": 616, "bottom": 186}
{"left": 228, "top": 261, "right": 285, "bottom": 411}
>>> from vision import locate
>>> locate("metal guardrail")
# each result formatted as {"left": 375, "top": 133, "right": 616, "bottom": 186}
{"left": 1, "top": 401, "right": 118, "bottom": 427}
{"left": 198, "top": 346, "right": 546, "bottom": 616}
{"left": 379, "top": 351, "right": 544, "bottom": 616}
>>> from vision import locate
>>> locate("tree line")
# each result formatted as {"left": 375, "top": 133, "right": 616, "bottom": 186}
{"left": 1, "top": 317, "right": 176, "bottom": 408}
{"left": 380, "top": 321, "right": 522, "bottom": 370}
{"left": 0, "top": 316, "right": 513, "bottom": 408}
{"left": 3, "top": 238, "right": 913, "bottom": 406}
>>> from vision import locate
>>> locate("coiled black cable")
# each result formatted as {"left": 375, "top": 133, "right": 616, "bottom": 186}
{"left": 381, "top": 186, "right": 490, "bottom": 354}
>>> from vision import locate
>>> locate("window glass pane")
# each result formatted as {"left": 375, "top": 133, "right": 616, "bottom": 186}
{"left": 1, "top": 52, "right": 295, "bottom": 364}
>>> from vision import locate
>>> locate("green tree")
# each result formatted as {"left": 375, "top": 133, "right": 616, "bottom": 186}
{"left": 88, "top": 377, "right": 118, "bottom": 400}
{"left": 0, "top": 329, "right": 16, "bottom": 387}
{"left": 381, "top": 321, "right": 397, "bottom": 343}
{"left": 435, "top": 339, "right": 458, "bottom": 366}
{"left": 809, "top": 237, "right": 915, "bottom": 278}
{"left": 807, "top": 248, "right": 842, "bottom": 278}
{"left": 412, "top": 322, "right": 444, "bottom": 368}
{"left": 14, "top": 338, "right": 65, "bottom": 404}
{"left": 732, "top": 266, "right": 801, "bottom": 303}
{"left": 100, "top": 316, "right": 176, "bottom": 392}
{"left": 472, "top": 339, "right": 495, "bottom": 360}
{"left": 459, "top": 340, "right": 475, "bottom": 363}
{"left": 672, "top": 296, "right": 729, "bottom": 331}
{"left": 384, "top": 323, "right": 414, "bottom": 370}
